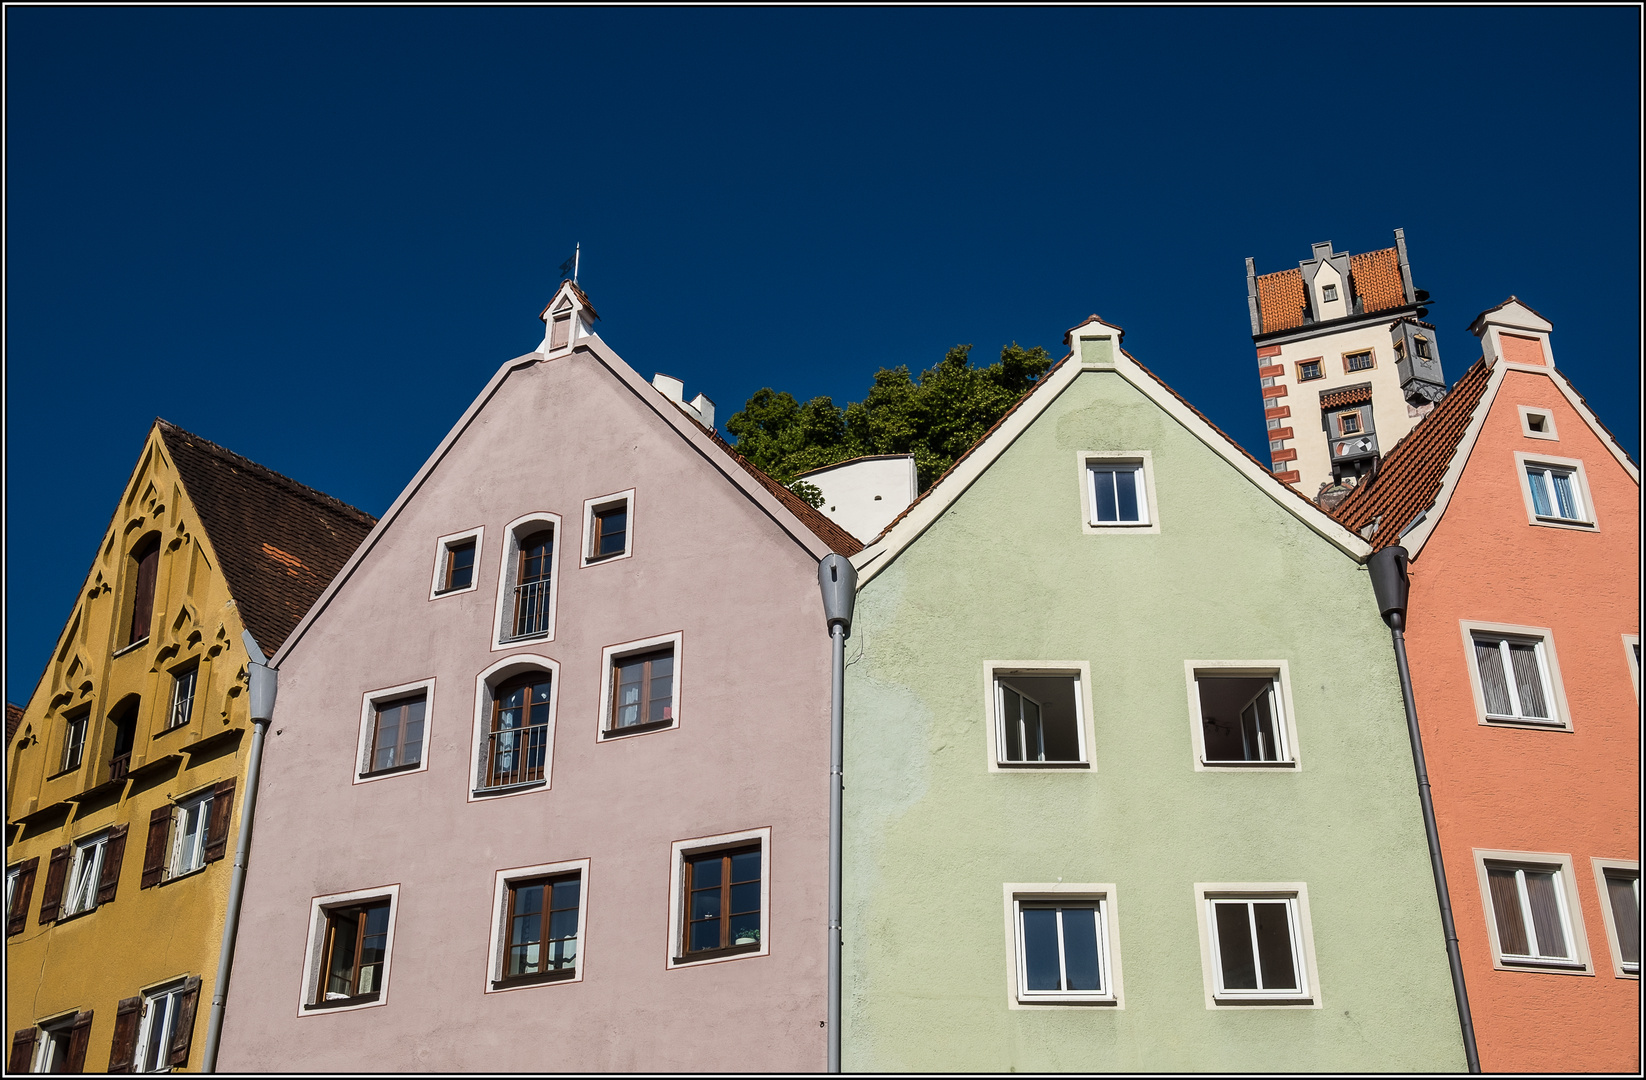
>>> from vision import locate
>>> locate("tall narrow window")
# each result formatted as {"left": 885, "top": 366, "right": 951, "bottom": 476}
{"left": 168, "top": 666, "right": 198, "bottom": 730}
{"left": 1207, "top": 896, "right": 1307, "bottom": 999}
{"left": 1603, "top": 870, "right": 1640, "bottom": 975}
{"left": 550, "top": 312, "right": 572, "bottom": 351}
{"left": 589, "top": 503, "right": 628, "bottom": 561}
{"left": 1487, "top": 864, "right": 1577, "bottom": 966}
{"left": 106, "top": 699, "right": 138, "bottom": 784}
{"left": 439, "top": 540, "right": 476, "bottom": 593}
{"left": 1471, "top": 634, "right": 1554, "bottom": 723}
{"left": 683, "top": 846, "right": 762, "bottom": 957}
{"left": 320, "top": 901, "right": 391, "bottom": 1003}
{"left": 511, "top": 531, "right": 554, "bottom": 638}
{"left": 170, "top": 791, "right": 214, "bottom": 878}
{"left": 366, "top": 695, "right": 426, "bottom": 775}
{"left": 1088, "top": 462, "right": 1149, "bottom": 526}
{"left": 132, "top": 981, "right": 188, "bottom": 1073}
{"left": 127, "top": 535, "right": 161, "bottom": 648}
{"left": 1415, "top": 336, "right": 1433, "bottom": 360}
{"left": 60, "top": 710, "right": 88, "bottom": 774}
{"left": 501, "top": 873, "right": 582, "bottom": 984}
{"left": 1197, "top": 674, "right": 1290, "bottom": 764}
{"left": 61, "top": 835, "right": 108, "bottom": 917}
{"left": 27, "top": 1019, "right": 76, "bottom": 1073}
{"left": 994, "top": 675, "right": 1083, "bottom": 764}
{"left": 1524, "top": 463, "right": 1586, "bottom": 523}
{"left": 484, "top": 675, "right": 552, "bottom": 789}
{"left": 608, "top": 648, "right": 674, "bottom": 734}
{"left": 1016, "top": 900, "right": 1110, "bottom": 1000}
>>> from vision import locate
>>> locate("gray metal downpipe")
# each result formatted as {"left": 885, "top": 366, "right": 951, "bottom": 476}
{"left": 818, "top": 554, "right": 856, "bottom": 1074}
{"left": 200, "top": 632, "right": 278, "bottom": 1073}
{"left": 1368, "top": 547, "right": 1480, "bottom": 1074}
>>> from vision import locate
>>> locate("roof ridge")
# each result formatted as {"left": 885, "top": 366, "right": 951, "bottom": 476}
{"left": 156, "top": 419, "right": 377, "bottom": 528}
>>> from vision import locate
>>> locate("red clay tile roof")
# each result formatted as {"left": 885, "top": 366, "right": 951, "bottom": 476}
{"left": 6, "top": 703, "right": 22, "bottom": 746}
{"left": 1328, "top": 359, "right": 1494, "bottom": 549}
{"left": 700, "top": 426, "right": 862, "bottom": 556}
{"left": 1350, "top": 248, "right": 1408, "bottom": 315}
{"left": 1321, "top": 384, "right": 1374, "bottom": 409}
{"left": 1256, "top": 269, "right": 1307, "bottom": 334}
{"left": 157, "top": 421, "right": 378, "bottom": 654}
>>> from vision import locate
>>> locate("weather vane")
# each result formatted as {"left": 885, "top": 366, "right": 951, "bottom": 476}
{"left": 558, "top": 242, "right": 580, "bottom": 285}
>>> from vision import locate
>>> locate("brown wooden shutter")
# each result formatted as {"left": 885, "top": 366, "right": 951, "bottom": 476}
{"left": 130, "top": 542, "right": 158, "bottom": 645}
{"left": 167, "top": 977, "right": 201, "bottom": 1068}
{"left": 97, "top": 824, "right": 129, "bottom": 906}
{"left": 141, "top": 805, "right": 173, "bottom": 889}
{"left": 203, "top": 778, "right": 235, "bottom": 863}
{"left": 7, "top": 856, "right": 38, "bottom": 936}
{"left": 64, "top": 1011, "right": 93, "bottom": 1073}
{"left": 9, "top": 1028, "right": 35, "bottom": 1073}
{"left": 38, "top": 845, "right": 70, "bottom": 924}
{"left": 107, "top": 997, "right": 141, "bottom": 1073}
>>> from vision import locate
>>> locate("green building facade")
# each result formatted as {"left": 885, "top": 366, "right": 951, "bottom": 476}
{"left": 840, "top": 317, "right": 1467, "bottom": 1071}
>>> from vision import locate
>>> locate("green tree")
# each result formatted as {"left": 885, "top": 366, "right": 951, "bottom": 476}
{"left": 726, "top": 343, "right": 1054, "bottom": 495}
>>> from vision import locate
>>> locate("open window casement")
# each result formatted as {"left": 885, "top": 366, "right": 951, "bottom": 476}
{"left": 992, "top": 672, "right": 1087, "bottom": 766}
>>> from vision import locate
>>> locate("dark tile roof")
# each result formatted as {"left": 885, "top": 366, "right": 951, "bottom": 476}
{"left": 699, "top": 425, "right": 862, "bottom": 556}
{"left": 1328, "top": 358, "right": 1494, "bottom": 549}
{"left": 1321, "top": 384, "right": 1374, "bottom": 409}
{"left": 157, "top": 421, "right": 378, "bottom": 654}
{"left": 6, "top": 703, "right": 22, "bottom": 746}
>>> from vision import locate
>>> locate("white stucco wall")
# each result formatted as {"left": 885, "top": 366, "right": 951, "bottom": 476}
{"left": 798, "top": 456, "right": 918, "bottom": 543}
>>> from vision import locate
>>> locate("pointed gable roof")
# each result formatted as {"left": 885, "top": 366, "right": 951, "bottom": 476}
{"left": 157, "top": 421, "right": 378, "bottom": 654}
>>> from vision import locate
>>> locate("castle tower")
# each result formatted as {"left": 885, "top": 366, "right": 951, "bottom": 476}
{"left": 1245, "top": 230, "right": 1446, "bottom": 501}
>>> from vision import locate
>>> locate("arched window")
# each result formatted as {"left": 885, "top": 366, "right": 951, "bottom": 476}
{"left": 125, "top": 534, "right": 161, "bottom": 648}
{"left": 483, "top": 672, "right": 553, "bottom": 790}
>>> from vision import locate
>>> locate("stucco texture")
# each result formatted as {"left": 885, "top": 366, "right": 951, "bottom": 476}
{"left": 842, "top": 368, "right": 1466, "bottom": 1071}
{"left": 216, "top": 347, "right": 832, "bottom": 1072}
{"left": 1405, "top": 365, "right": 1639, "bottom": 1072}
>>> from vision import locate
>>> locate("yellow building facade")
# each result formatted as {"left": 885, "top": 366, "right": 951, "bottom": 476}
{"left": 6, "top": 420, "right": 373, "bottom": 1073}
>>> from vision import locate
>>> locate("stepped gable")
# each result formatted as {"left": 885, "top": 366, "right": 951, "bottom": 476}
{"left": 701, "top": 426, "right": 862, "bottom": 557}
{"left": 157, "top": 421, "right": 378, "bottom": 653}
{"left": 1328, "top": 358, "right": 1494, "bottom": 549}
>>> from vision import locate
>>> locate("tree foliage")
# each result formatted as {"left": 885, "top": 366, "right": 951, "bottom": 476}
{"left": 726, "top": 343, "right": 1055, "bottom": 496}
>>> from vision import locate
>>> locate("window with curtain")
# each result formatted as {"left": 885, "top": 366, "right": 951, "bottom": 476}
{"left": 1471, "top": 634, "right": 1555, "bottom": 724}
{"left": 483, "top": 675, "right": 551, "bottom": 789}
{"left": 366, "top": 694, "right": 426, "bottom": 775}
{"left": 682, "top": 846, "right": 761, "bottom": 957}
{"left": 607, "top": 648, "right": 674, "bottom": 734}
{"left": 319, "top": 900, "right": 391, "bottom": 1003}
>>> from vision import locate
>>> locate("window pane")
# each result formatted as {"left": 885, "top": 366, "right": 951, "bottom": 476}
{"left": 1253, "top": 902, "right": 1299, "bottom": 990}
{"left": 1059, "top": 908, "right": 1102, "bottom": 992}
{"left": 1093, "top": 471, "right": 1118, "bottom": 522}
{"left": 401, "top": 699, "right": 425, "bottom": 765}
{"left": 730, "top": 849, "right": 760, "bottom": 883}
{"left": 1550, "top": 470, "right": 1579, "bottom": 519}
{"left": 1606, "top": 874, "right": 1640, "bottom": 966}
{"left": 617, "top": 659, "right": 645, "bottom": 727}
{"left": 597, "top": 507, "right": 627, "bottom": 556}
{"left": 1214, "top": 902, "right": 1259, "bottom": 989}
{"left": 1507, "top": 643, "right": 1549, "bottom": 719}
{"left": 1475, "top": 639, "right": 1514, "bottom": 716}
{"left": 1526, "top": 468, "right": 1553, "bottom": 516}
{"left": 1022, "top": 695, "right": 1043, "bottom": 761}
{"left": 690, "top": 917, "right": 721, "bottom": 952}
{"left": 1001, "top": 688, "right": 1022, "bottom": 761}
{"left": 449, "top": 542, "right": 475, "bottom": 590}
{"left": 1488, "top": 868, "right": 1529, "bottom": 955}
{"left": 1114, "top": 469, "right": 1140, "bottom": 522}
{"left": 325, "top": 910, "right": 360, "bottom": 997}
{"left": 691, "top": 855, "right": 722, "bottom": 889}
{"left": 1021, "top": 908, "right": 1062, "bottom": 991}
{"left": 730, "top": 881, "right": 760, "bottom": 916}
{"left": 1524, "top": 871, "right": 1569, "bottom": 959}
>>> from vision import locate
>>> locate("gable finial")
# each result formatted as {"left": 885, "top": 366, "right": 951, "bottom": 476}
{"left": 556, "top": 242, "right": 581, "bottom": 285}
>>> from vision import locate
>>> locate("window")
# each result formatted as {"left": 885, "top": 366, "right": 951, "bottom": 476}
{"left": 1080, "top": 452, "right": 1158, "bottom": 533}
{"left": 106, "top": 698, "right": 138, "bottom": 784}
{"left": 550, "top": 311, "right": 572, "bottom": 351}
{"left": 440, "top": 540, "right": 476, "bottom": 593}
{"left": 482, "top": 673, "right": 552, "bottom": 790}
{"left": 1593, "top": 860, "right": 1639, "bottom": 978}
{"left": 1344, "top": 351, "right": 1374, "bottom": 372}
{"left": 140, "top": 782, "right": 230, "bottom": 889}
{"left": 993, "top": 674, "right": 1084, "bottom": 765}
{"left": 168, "top": 665, "right": 198, "bottom": 730}
{"left": 131, "top": 979, "right": 196, "bottom": 1073}
{"left": 428, "top": 527, "right": 483, "bottom": 599}
{"left": 1297, "top": 360, "right": 1323, "bottom": 381}
{"left": 1415, "top": 335, "right": 1432, "bottom": 360}
{"left": 599, "top": 634, "right": 683, "bottom": 739}
{"left": 24, "top": 1014, "right": 85, "bottom": 1074}
{"left": 1514, "top": 453, "right": 1596, "bottom": 531}
{"left": 1195, "top": 885, "right": 1319, "bottom": 1007}
{"left": 1320, "top": 283, "right": 1337, "bottom": 303}
{"left": 299, "top": 886, "right": 398, "bottom": 1012}
{"left": 125, "top": 534, "right": 161, "bottom": 648}
{"left": 1188, "top": 664, "right": 1298, "bottom": 770}
{"left": 668, "top": 829, "right": 769, "bottom": 966}
{"left": 61, "top": 834, "right": 109, "bottom": 917}
{"left": 492, "top": 515, "right": 559, "bottom": 646}
{"left": 6, "top": 858, "right": 34, "bottom": 938}
{"left": 60, "top": 709, "right": 88, "bottom": 774}
{"left": 1625, "top": 635, "right": 1640, "bottom": 702}
{"left": 170, "top": 791, "right": 214, "bottom": 878}
{"left": 1012, "top": 895, "right": 1117, "bottom": 1004}
{"left": 1338, "top": 410, "right": 1362, "bottom": 435}
{"left": 366, "top": 695, "right": 425, "bottom": 776}
{"left": 503, "top": 874, "right": 581, "bottom": 984}
{"left": 1473, "top": 850, "right": 1591, "bottom": 975}
{"left": 1518, "top": 406, "right": 1558, "bottom": 440}
{"left": 582, "top": 491, "right": 635, "bottom": 565}
{"left": 1468, "top": 630, "right": 1562, "bottom": 727}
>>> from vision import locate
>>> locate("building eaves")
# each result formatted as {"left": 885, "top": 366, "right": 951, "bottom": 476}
{"left": 699, "top": 426, "right": 863, "bottom": 556}
{"left": 1321, "top": 383, "right": 1375, "bottom": 409}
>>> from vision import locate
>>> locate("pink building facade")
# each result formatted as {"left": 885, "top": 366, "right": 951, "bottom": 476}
{"left": 217, "top": 282, "right": 858, "bottom": 1071}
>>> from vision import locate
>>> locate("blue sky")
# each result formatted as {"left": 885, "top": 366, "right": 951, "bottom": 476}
{"left": 6, "top": 7, "right": 1640, "bottom": 704}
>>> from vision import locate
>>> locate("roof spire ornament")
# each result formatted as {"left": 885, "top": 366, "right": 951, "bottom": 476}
{"left": 557, "top": 242, "right": 580, "bottom": 285}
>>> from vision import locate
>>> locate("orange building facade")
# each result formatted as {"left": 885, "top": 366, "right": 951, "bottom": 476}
{"left": 1334, "top": 298, "right": 1640, "bottom": 1072}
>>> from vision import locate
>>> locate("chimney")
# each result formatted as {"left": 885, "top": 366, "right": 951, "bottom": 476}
{"left": 652, "top": 374, "right": 716, "bottom": 429}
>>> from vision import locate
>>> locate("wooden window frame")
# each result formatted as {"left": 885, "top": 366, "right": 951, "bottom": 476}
{"left": 598, "top": 633, "right": 684, "bottom": 741}
{"left": 581, "top": 490, "right": 636, "bottom": 567}
{"left": 1342, "top": 349, "right": 1376, "bottom": 373}
{"left": 1338, "top": 409, "right": 1363, "bottom": 436}
{"left": 353, "top": 679, "right": 436, "bottom": 785}
{"left": 1591, "top": 857, "right": 1641, "bottom": 979}
{"left": 481, "top": 672, "right": 554, "bottom": 790}
{"left": 428, "top": 526, "right": 483, "bottom": 600}
{"left": 298, "top": 885, "right": 399, "bottom": 1015}
{"left": 364, "top": 694, "right": 428, "bottom": 778}
{"left": 466, "top": 656, "right": 559, "bottom": 804}
{"left": 604, "top": 648, "right": 676, "bottom": 738}
{"left": 1295, "top": 359, "right": 1324, "bottom": 382}
{"left": 1458, "top": 621, "right": 1573, "bottom": 731}
{"left": 490, "top": 514, "right": 560, "bottom": 650}
{"left": 680, "top": 845, "right": 763, "bottom": 961}
{"left": 1193, "top": 882, "right": 1321, "bottom": 1009}
{"left": 496, "top": 873, "right": 583, "bottom": 988}
{"left": 485, "top": 858, "right": 590, "bottom": 993}
{"left": 667, "top": 828, "right": 770, "bottom": 968}
{"left": 1471, "top": 849, "right": 1592, "bottom": 976}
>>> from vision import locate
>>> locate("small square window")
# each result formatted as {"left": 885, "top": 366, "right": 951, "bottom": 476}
{"left": 1296, "top": 360, "right": 1323, "bottom": 382}
{"left": 366, "top": 695, "right": 426, "bottom": 776}
{"left": 1344, "top": 351, "right": 1374, "bottom": 372}
{"left": 1518, "top": 407, "right": 1556, "bottom": 439}
{"left": 1015, "top": 898, "right": 1114, "bottom": 1003}
{"left": 668, "top": 829, "right": 769, "bottom": 967}
{"left": 1080, "top": 453, "right": 1158, "bottom": 534}
{"left": 168, "top": 665, "right": 198, "bottom": 730}
{"left": 581, "top": 490, "right": 635, "bottom": 566}
{"left": 994, "top": 675, "right": 1084, "bottom": 765}
{"left": 1415, "top": 335, "right": 1433, "bottom": 360}
{"left": 607, "top": 648, "right": 675, "bottom": 735}
{"left": 1195, "top": 884, "right": 1319, "bottom": 1007}
{"left": 429, "top": 527, "right": 483, "bottom": 600}
{"left": 170, "top": 791, "right": 214, "bottom": 878}
{"left": 1338, "top": 411, "right": 1362, "bottom": 435}
{"left": 1188, "top": 664, "right": 1298, "bottom": 770}
{"left": 304, "top": 897, "right": 394, "bottom": 1010}
{"left": 441, "top": 541, "right": 476, "bottom": 593}
{"left": 1320, "top": 283, "right": 1338, "bottom": 303}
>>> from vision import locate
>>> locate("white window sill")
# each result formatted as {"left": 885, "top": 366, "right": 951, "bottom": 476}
{"left": 112, "top": 637, "right": 150, "bottom": 659}
{"left": 472, "top": 778, "right": 547, "bottom": 798}
{"left": 1529, "top": 516, "right": 1596, "bottom": 532}
{"left": 1481, "top": 715, "right": 1571, "bottom": 732}
{"left": 995, "top": 759, "right": 1090, "bottom": 770}
{"left": 1499, "top": 955, "right": 1590, "bottom": 975}
{"left": 1016, "top": 993, "right": 1117, "bottom": 1007}
{"left": 1212, "top": 993, "right": 1316, "bottom": 1007}
{"left": 1199, "top": 758, "right": 1297, "bottom": 769}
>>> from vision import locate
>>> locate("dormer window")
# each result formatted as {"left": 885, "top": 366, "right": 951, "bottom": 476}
{"left": 1321, "top": 284, "right": 1338, "bottom": 303}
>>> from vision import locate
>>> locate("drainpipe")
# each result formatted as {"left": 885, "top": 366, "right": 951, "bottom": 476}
{"left": 1368, "top": 547, "right": 1480, "bottom": 1074}
{"left": 200, "top": 631, "right": 278, "bottom": 1073}
{"left": 817, "top": 554, "right": 856, "bottom": 1074}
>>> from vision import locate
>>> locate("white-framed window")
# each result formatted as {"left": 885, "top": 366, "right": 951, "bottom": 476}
{"left": 1194, "top": 883, "right": 1319, "bottom": 1008}
{"left": 428, "top": 526, "right": 483, "bottom": 600}
{"left": 1517, "top": 405, "right": 1559, "bottom": 441}
{"left": 985, "top": 665, "right": 1091, "bottom": 769}
{"left": 170, "top": 790, "right": 214, "bottom": 879}
{"left": 5, "top": 864, "right": 19, "bottom": 915}
{"left": 468, "top": 655, "right": 559, "bottom": 802}
{"left": 1513, "top": 452, "right": 1597, "bottom": 530}
{"left": 1625, "top": 635, "right": 1640, "bottom": 702}
{"left": 490, "top": 513, "right": 561, "bottom": 649}
{"left": 28, "top": 1013, "right": 78, "bottom": 1073}
{"left": 581, "top": 490, "right": 635, "bottom": 566}
{"left": 598, "top": 632, "right": 683, "bottom": 740}
{"left": 1185, "top": 662, "right": 1299, "bottom": 770}
{"left": 59, "top": 708, "right": 89, "bottom": 774}
{"left": 132, "top": 979, "right": 188, "bottom": 1072}
{"left": 1080, "top": 452, "right": 1158, "bottom": 532}
{"left": 1591, "top": 858, "right": 1640, "bottom": 979}
{"left": 1473, "top": 850, "right": 1591, "bottom": 975}
{"left": 485, "top": 858, "right": 590, "bottom": 993}
{"left": 1460, "top": 621, "right": 1571, "bottom": 730}
{"left": 167, "top": 664, "right": 198, "bottom": 730}
{"left": 666, "top": 827, "right": 770, "bottom": 968}
{"left": 353, "top": 679, "right": 436, "bottom": 784}
{"left": 1003, "top": 885, "right": 1122, "bottom": 1007}
{"left": 298, "top": 884, "right": 400, "bottom": 1014}
{"left": 61, "top": 833, "right": 110, "bottom": 917}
